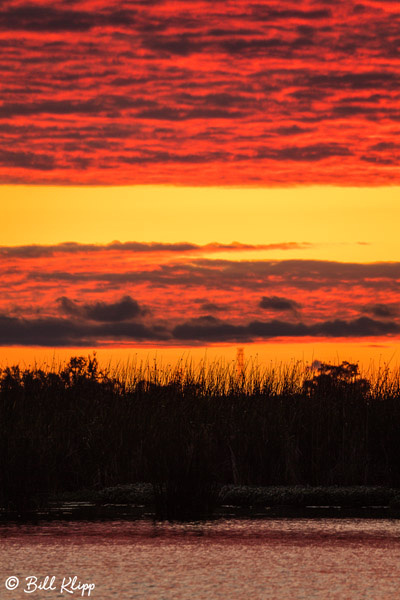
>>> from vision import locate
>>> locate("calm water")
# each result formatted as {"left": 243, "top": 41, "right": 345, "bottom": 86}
{"left": 1, "top": 518, "right": 400, "bottom": 599}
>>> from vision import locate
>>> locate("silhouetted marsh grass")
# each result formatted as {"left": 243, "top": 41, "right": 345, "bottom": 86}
{"left": 1, "top": 354, "right": 400, "bottom": 519}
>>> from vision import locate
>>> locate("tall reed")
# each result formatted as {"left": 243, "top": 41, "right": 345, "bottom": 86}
{"left": 1, "top": 354, "right": 400, "bottom": 517}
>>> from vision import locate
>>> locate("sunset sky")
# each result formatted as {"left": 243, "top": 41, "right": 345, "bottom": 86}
{"left": 1, "top": 0, "right": 400, "bottom": 368}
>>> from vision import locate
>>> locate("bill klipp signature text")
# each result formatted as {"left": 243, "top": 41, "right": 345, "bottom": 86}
{"left": 5, "top": 575, "right": 95, "bottom": 596}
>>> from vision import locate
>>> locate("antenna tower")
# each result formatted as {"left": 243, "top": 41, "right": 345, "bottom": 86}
{"left": 236, "top": 347, "right": 244, "bottom": 380}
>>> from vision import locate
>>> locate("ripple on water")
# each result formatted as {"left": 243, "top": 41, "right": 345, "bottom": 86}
{"left": 1, "top": 519, "right": 400, "bottom": 599}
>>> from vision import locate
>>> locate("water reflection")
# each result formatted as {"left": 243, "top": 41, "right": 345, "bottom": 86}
{"left": 1, "top": 519, "right": 400, "bottom": 599}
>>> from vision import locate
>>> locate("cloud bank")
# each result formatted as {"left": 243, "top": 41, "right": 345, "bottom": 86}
{"left": 1, "top": 242, "right": 399, "bottom": 346}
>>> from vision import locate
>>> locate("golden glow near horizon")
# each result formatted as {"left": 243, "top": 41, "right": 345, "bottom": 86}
{"left": 0, "top": 342, "right": 398, "bottom": 373}
{"left": 1, "top": 185, "right": 400, "bottom": 262}
{"left": 1, "top": 184, "right": 399, "bottom": 368}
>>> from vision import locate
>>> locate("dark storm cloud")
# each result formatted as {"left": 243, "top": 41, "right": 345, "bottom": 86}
{"left": 259, "top": 296, "right": 301, "bottom": 311}
{"left": 0, "top": 314, "right": 89, "bottom": 346}
{"left": 0, "top": 314, "right": 169, "bottom": 347}
{"left": 172, "top": 316, "right": 400, "bottom": 343}
{"left": 363, "top": 303, "right": 399, "bottom": 318}
{"left": 59, "top": 295, "right": 144, "bottom": 322}
{"left": 311, "top": 317, "right": 399, "bottom": 337}
{"left": 173, "top": 317, "right": 249, "bottom": 342}
{"left": 0, "top": 311, "right": 398, "bottom": 346}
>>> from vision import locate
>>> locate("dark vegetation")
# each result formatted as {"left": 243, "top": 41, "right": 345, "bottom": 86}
{"left": 1, "top": 354, "right": 400, "bottom": 519}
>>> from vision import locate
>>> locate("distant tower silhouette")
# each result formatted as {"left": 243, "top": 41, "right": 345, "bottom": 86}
{"left": 236, "top": 347, "right": 244, "bottom": 380}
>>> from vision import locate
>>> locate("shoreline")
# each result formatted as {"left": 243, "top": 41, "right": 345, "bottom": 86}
{"left": 3, "top": 485, "right": 400, "bottom": 522}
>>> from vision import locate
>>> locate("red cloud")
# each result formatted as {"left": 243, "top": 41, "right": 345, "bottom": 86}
{"left": 1, "top": 243, "right": 399, "bottom": 346}
{"left": 0, "top": 0, "right": 400, "bottom": 184}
